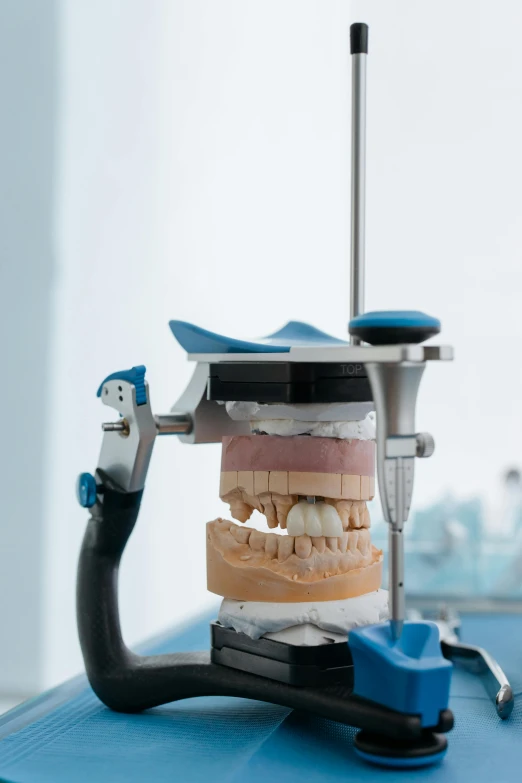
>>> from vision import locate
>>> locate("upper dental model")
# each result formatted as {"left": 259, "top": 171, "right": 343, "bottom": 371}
{"left": 207, "top": 411, "right": 382, "bottom": 602}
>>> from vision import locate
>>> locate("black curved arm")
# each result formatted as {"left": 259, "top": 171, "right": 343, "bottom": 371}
{"left": 76, "top": 472, "right": 453, "bottom": 740}
{"left": 76, "top": 471, "right": 221, "bottom": 712}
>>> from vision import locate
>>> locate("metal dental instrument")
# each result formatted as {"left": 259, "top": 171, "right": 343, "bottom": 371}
{"left": 349, "top": 22, "right": 367, "bottom": 346}
{"left": 408, "top": 609, "right": 514, "bottom": 720}
{"left": 441, "top": 638, "right": 514, "bottom": 720}
{"left": 366, "top": 363, "right": 435, "bottom": 641}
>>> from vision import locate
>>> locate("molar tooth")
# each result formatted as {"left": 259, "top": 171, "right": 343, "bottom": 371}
{"left": 228, "top": 498, "right": 253, "bottom": 524}
{"left": 231, "top": 525, "right": 253, "bottom": 544}
{"left": 260, "top": 492, "right": 279, "bottom": 529}
{"left": 249, "top": 530, "right": 266, "bottom": 551}
{"left": 265, "top": 533, "right": 279, "bottom": 558}
{"left": 278, "top": 535, "right": 295, "bottom": 561}
{"left": 312, "top": 536, "right": 326, "bottom": 553}
{"left": 295, "top": 534, "right": 312, "bottom": 559}
{"left": 303, "top": 503, "right": 322, "bottom": 537}
{"left": 317, "top": 502, "right": 343, "bottom": 537}
{"left": 339, "top": 532, "right": 349, "bottom": 553}
{"left": 286, "top": 502, "right": 306, "bottom": 536}
{"left": 241, "top": 491, "right": 263, "bottom": 514}
{"left": 326, "top": 537, "right": 338, "bottom": 552}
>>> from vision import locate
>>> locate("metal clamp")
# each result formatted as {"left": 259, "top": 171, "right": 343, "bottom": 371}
{"left": 96, "top": 370, "right": 157, "bottom": 493}
{"left": 409, "top": 609, "right": 515, "bottom": 720}
{"left": 440, "top": 635, "right": 514, "bottom": 720}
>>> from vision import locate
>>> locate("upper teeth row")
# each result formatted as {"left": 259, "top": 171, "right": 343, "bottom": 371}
{"left": 286, "top": 501, "right": 343, "bottom": 537}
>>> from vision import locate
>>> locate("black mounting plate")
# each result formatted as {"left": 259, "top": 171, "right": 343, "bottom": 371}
{"left": 211, "top": 622, "right": 353, "bottom": 687}
{"left": 208, "top": 362, "right": 372, "bottom": 404}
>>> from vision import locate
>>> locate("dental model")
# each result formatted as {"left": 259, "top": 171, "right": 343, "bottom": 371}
{"left": 209, "top": 425, "right": 382, "bottom": 605}
{"left": 204, "top": 399, "right": 388, "bottom": 642}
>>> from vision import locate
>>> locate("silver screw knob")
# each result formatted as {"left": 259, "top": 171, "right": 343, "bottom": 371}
{"left": 102, "top": 418, "right": 130, "bottom": 437}
{"left": 416, "top": 432, "right": 435, "bottom": 458}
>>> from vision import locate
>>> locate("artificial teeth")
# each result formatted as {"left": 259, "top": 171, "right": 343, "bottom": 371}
{"left": 286, "top": 502, "right": 306, "bottom": 536}
{"left": 286, "top": 500, "right": 343, "bottom": 537}
{"left": 317, "top": 502, "right": 343, "bottom": 536}
{"left": 302, "top": 503, "right": 322, "bottom": 536}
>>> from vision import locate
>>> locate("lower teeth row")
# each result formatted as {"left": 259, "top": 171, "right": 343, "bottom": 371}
{"left": 229, "top": 524, "right": 371, "bottom": 560}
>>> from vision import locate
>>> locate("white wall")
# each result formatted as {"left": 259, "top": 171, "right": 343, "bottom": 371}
{"left": 0, "top": 0, "right": 58, "bottom": 696}
{"left": 38, "top": 0, "right": 522, "bottom": 687}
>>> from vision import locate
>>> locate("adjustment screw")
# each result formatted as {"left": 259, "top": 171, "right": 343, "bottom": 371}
{"left": 416, "top": 432, "right": 435, "bottom": 458}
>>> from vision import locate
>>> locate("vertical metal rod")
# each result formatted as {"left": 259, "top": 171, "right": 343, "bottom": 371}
{"left": 389, "top": 529, "right": 405, "bottom": 641}
{"left": 389, "top": 457, "right": 405, "bottom": 641}
{"left": 349, "top": 23, "right": 368, "bottom": 344}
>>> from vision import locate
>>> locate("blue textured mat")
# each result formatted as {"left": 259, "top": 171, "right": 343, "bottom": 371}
{"left": 0, "top": 613, "right": 521, "bottom": 782}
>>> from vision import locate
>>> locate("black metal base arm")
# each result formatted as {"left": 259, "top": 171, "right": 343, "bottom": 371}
{"left": 76, "top": 474, "right": 453, "bottom": 743}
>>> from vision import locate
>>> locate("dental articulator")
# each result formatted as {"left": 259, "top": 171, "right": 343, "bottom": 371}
{"left": 75, "top": 23, "right": 513, "bottom": 768}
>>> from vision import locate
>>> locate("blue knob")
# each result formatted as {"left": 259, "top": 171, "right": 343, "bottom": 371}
{"left": 76, "top": 472, "right": 98, "bottom": 508}
{"left": 349, "top": 310, "right": 441, "bottom": 346}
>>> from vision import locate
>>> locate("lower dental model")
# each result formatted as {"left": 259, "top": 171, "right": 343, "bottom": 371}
{"left": 207, "top": 413, "right": 383, "bottom": 605}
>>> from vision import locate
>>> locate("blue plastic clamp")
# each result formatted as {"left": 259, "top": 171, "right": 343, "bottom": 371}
{"left": 349, "top": 621, "right": 452, "bottom": 728}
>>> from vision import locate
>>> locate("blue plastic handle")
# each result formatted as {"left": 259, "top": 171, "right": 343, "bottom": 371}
{"left": 349, "top": 310, "right": 441, "bottom": 345}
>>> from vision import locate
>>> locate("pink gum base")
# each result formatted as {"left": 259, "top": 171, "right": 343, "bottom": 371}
{"left": 221, "top": 435, "right": 375, "bottom": 477}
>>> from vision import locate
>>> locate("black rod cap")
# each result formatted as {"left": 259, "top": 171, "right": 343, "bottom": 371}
{"left": 350, "top": 22, "right": 369, "bottom": 54}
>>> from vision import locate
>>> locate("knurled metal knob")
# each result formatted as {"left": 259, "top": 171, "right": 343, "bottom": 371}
{"left": 416, "top": 432, "right": 435, "bottom": 458}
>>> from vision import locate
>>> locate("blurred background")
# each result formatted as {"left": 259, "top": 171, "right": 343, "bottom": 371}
{"left": 2, "top": 0, "right": 522, "bottom": 709}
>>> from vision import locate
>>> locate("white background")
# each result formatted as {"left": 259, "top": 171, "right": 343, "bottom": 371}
{"left": 3, "top": 0, "right": 522, "bottom": 693}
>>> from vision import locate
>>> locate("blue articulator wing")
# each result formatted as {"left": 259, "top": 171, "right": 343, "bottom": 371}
{"left": 169, "top": 320, "right": 348, "bottom": 355}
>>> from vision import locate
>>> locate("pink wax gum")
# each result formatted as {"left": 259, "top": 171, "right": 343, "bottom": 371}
{"left": 221, "top": 435, "right": 375, "bottom": 476}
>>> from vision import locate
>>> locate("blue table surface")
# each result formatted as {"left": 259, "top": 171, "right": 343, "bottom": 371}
{"left": 0, "top": 612, "right": 521, "bottom": 783}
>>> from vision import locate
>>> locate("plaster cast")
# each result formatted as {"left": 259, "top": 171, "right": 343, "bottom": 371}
{"left": 218, "top": 589, "right": 389, "bottom": 640}
{"left": 221, "top": 435, "right": 375, "bottom": 475}
{"left": 225, "top": 401, "right": 375, "bottom": 424}
{"left": 207, "top": 518, "right": 382, "bottom": 602}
